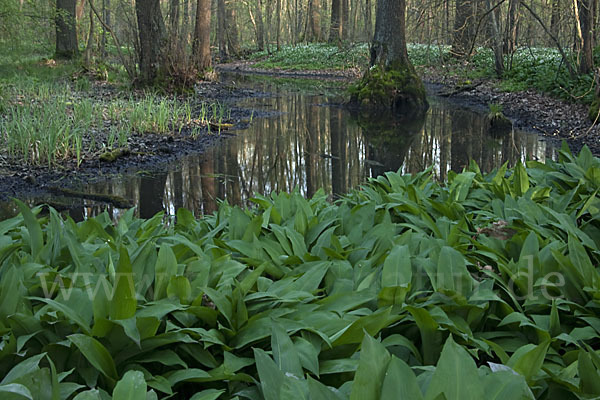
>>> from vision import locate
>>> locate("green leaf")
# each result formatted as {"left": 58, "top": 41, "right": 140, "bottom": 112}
{"left": 307, "top": 376, "right": 343, "bottom": 400}
{"left": 425, "top": 336, "right": 484, "bottom": 400}
{"left": 110, "top": 247, "right": 137, "bottom": 320}
{"left": 379, "top": 245, "right": 412, "bottom": 305}
{"left": 253, "top": 348, "right": 284, "bottom": 400}
{"left": 381, "top": 357, "right": 424, "bottom": 400}
{"left": 112, "top": 371, "right": 146, "bottom": 400}
{"left": 189, "top": 389, "right": 226, "bottom": 400}
{"left": 578, "top": 350, "right": 600, "bottom": 395}
{"left": 271, "top": 320, "right": 303, "bottom": 377}
{"left": 512, "top": 162, "right": 530, "bottom": 197}
{"left": 68, "top": 334, "right": 118, "bottom": 381}
{"left": 154, "top": 244, "right": 178, "bottom": 301}
{"left": 0, "top": 384, "right": 33, "bottom": 400}
{"left": 507, "top": 340, "right": 550, "bottom": 383}
{"left": 1, "top": 353, "right": 46, "bottom": 385}
{"left": 15, "top": 200, "right": 43, "bottom": 259}
{"left": 350, "top": 334, "right": 391, "bottom": 400}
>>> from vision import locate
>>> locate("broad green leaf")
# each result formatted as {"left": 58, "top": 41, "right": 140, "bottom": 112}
{"left": 15, "top": 200, "right": 43, "bottom": 259}
{"left": 0, "top": 384, "right": 33, "bottom": 400}
{"left": 507, "top": 340, "right": 550, "bottom": 383}
{"left": 253, "top": 348, "right": 285, "bottom": 400}
{"left": 109, "top": 247, "right": 137, "bottom": 320}
{"left": 271, "top": 320, "right": 303, "bottom": 377}
{"left": 381, "top": 357, "right": 424, "bottom": 400}
{"left": 350, "top": 334, "right": 391, "bottom": 400}
{"left": 578, "top": 350, "right": 600, "bottom": 395}
{"left": 154, "top": 244, "right": 178, "bottom": 301}
{"left": 189, "top": 389, "right": 226, "bottom": 400}
{"left": 425, "top": 336, "right": 484, "bottom": 400}
{"left": 1, "top": 354, "right": 46, "bottom": 385}
{"left": 68, "top": 334, "right": 118, "bottom": 381}
{"left": 112, "top": 371, "right": 146, "bottom": 400}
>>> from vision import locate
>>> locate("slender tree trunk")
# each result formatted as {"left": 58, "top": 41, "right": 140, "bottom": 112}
{"left": 135, "top": 0, "right": 165, "bottom": 84}
{"left": 276, "top": 0, "right": 281, "bottom": 50}
{"left": 309, "top": 0, "right": 321, "bottom": 41}
{"left": 341, "top": 0, "right": 349, "bottom": 40}
{"left": 84, "top": 7, "right": 94, "bottom": 66}
{"left": 56, "top": 0, "right": 79, "bottom": 58}
{"left": 217, "top": 0, "right": 228, "bottom": 59}
{"left": 255, "top": 0, "right": 265, "bottom": 49}
{"left": 225, "top": 0, "right": 241, "bottom": 56}
{"left": 485, "top": 0, "right": 504, "bottom": 76}
{"left": 364, "top": 0, "right": 372, "bottom": 41}
{"left": 550, "top": 0, "right": 561, "bottom": 45}
{"left": 504, "top": 0, "right": 520, "bottom": 54}
{"left": 579, "top": 0, "right": 595, "bottom": 73}
{"left": 193, "top": 0, "right": 211, "bottom": 71}
{"left": 329, "top": 0, "right": 341, "bottom": 42}
{"left": 452, "top": 0, "right": 474, "bottom": 57}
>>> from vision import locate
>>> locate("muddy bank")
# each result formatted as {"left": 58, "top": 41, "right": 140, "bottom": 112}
{"left": 420, "top": 67, "right": 600, "bottom": 155}
{"left": 0, "top": 79, "right": 269, "bottom": 203}
{"left": 217, "top": 61, "right": 361, "bottom": 80}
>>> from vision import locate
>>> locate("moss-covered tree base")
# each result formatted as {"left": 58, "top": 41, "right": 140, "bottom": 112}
{"left": 349, "top": 65, "right": 428, "bottom": 114}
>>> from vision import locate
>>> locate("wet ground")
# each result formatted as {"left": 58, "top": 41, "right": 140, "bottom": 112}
{"left": 0, "top": 72, "right": 557, "bottom": 220}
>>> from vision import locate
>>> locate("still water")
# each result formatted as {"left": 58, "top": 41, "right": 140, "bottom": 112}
{"left": 0, "top": 74, "right": 557, "bottom": 220}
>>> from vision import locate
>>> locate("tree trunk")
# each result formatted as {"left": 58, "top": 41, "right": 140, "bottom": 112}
{"left": 193, "top": 0, "right": 211, "bottom": 71}
{"left": 135, "top": 0, "right": 165, "bottom": 84}
{"left": 504, "top": 0, "right": 520, "bottom": 54}
{"left": 56, "top": 0, "right": 79, "bottom": 59}
{"left": 451, "top": 0, "right": 475, "bottom": 57}
{"left": 255, "top": 0, "right": 265, "bottom": 49}
{"left": 276, "top": 0, "right": 281, "bottom": 50}
{"left": 579, "top": 0, "right": 595, "bottom": 74}
{"left": 329, "top": 0, "right": 341, "bottom": 43}
{"left": 486, "top": 0, "right": 504, "bottom": 76}
{"left": 341, "top": 0, "right": 349, "bottom": 40}
{"left": 217, "top": 0, "right": 228, "bottom": 59}
{"left": 365, "top": 0, "right": 372, "bottom": 41}
{"left": 226, "top": 1, "right": 241, "bottom": 56}
{"left": 550, "top": 0, "right": 561, "bottom": 44}
{"left": 353, "top": 0, "right": 427, "bottom": 111}
{"left": 309, "top": 0, "right": 321, "bottom": 41}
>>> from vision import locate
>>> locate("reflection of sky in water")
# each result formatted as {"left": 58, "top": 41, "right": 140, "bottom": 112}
{"left": 0, "top": 77, "right": 557, "bottom": 221}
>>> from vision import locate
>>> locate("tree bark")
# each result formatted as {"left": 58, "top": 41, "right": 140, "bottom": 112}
{"left": 550, "top": 0, "right": 561, "bottom": 43}
{"left": 452, "top": 0, "right": 475, "bottom": 57}
{"left": 255, "top": 0, "right": 265, "bottom": 49}
{"left": 135, "top": 0, "right": 166, "bottom": 84}
{"left": 226, "top": 1, "right": 241, "bottom": 56}
{"left": 579, "top": 0, "right": 595, "bottom": 74}
{"left": 329, "top": 0, "right": 341, "bottom": 43}
{"left": 193, "top": 0, "right": 211, "bottom": 71}
{"left": 56, "top": 0, "right": 79, "bottom": 59}
{"left": 217, "top": 0, "right": 228, "bottom": 59}
{"left": 353, "top": 0, "right": 427, "bottom": 111}
{"left": 504, "top": 0, "right": 520, "bottom": 54}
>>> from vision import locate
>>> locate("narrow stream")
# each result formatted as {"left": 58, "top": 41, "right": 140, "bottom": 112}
{"left": 0, "top": 74, "right": 557, "bottom": 220}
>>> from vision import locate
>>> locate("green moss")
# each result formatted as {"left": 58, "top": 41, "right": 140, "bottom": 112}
{"left": 349, "top": 65, "right": 427, "bottom": 112}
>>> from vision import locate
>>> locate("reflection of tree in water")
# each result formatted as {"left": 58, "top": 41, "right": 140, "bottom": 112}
{"left": 350, "top": 109, "right": 426, "bottom": 184}
{"left": 4, "top": 93, "right": 556, "bottom": 222}
{"left": 403, "top": 102, "right": 555, "bottom": 180}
